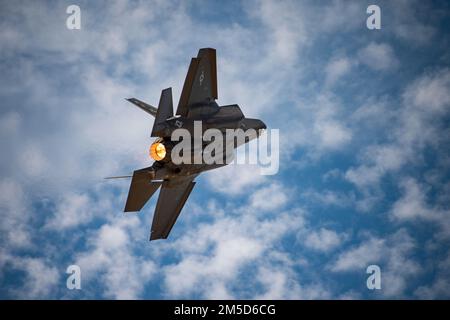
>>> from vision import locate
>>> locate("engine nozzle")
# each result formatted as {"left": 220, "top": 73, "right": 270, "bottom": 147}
{"left": 149, "top": 138, "right": 167, "bottom": 161}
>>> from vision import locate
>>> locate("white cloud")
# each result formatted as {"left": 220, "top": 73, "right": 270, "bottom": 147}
{"left": 391, "top": 178, "right": 432, "bottom": 221}
{"left": 415, "top": 277, "right": 450, "bottom": 299}
{"left": 76, "top": 218, "right": 156, "bottom": 299}
{"left": 318, "top": 0, "right": 363, "bottom": 33}
{"left": 255, "top": 265, "right": 330, "bottom": 299}
{"left": 250, "top": 0, "right": 308, "bottom": 63}
{"left": 45, "top": 190, "right": 114, "bottom": 230}
{"left": 0, "top": 251, "right": 60, "bottom": 299}
{"left": 19, "top": 144, "right": 48, "bottom": 178}
{"left": 286, "top": 93, "right": 352, "bottom": 155}
{"left": 403, "top": 68, "right": 450, "bottom": 113}
{"left": 163, "top": 207, "right": 306, "bottom": 299}
{"left": 14, "top": 258, "right": 60, "bottom": 299}
{"left": 331, "top": 237, "right": 384, "bottom": 272}
{"left": 205, "top": 164, "right": 267, "bottom": 196}
{"left": 164, "top": 236, "right": 263, "bottom": 298}
{"left": 415, "top": 252, "right": 450, "bottom": 299}
{"left": 304, "top": 228, "right": 345, "bottom": 252}
{"left": 350, "top": 99, "right": 396, "bottom": 133}
{"left": 249, "top": 183, "right": 289, "bottom": 212}
{"left": 301, "top": 189, "right": 352, "bottom": 207}
{"left": 325, "top": 57, "right": 353, "bottom": 85}
{"left": 314, "top": 119, "right": 351, "bottom": 149}
{"left": 331, "top": 229, "right": 421, "bottom": 297}
{"left": 345, "top": 69, "right": 450, "bottom": 191}
{"left": 345, "top": 145, "right": 407, "bottom": 188}
{"left": 313, "top": 94, "right": 352, "bottom": 150}
{"left": 389, "top": 178, "right": 450, "bottom": 240}
{"left": 390, "top": 0, "right": 436, "bottom": 45}
{"left": 0, "top": 179, "right": 30, "bottom": 248}
{"left": 358, "top": 42, "right": 399, "bottom": 71}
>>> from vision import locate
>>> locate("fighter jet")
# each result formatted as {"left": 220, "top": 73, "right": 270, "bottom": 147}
{"left": 109, "top": 48, "right": 266, "bottom": 240}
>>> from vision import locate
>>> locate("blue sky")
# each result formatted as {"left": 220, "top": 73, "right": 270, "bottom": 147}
{"left": 1, "top": 0, "right": 450, "bottom": 299}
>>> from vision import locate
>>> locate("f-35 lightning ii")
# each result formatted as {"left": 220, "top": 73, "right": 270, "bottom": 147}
{"left": 110, "top": 48, "right": 266, "bottom": 241}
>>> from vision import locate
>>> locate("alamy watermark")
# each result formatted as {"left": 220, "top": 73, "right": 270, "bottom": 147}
{"left": 366, "top": 265, "right": 381, "bottom": 290}
{"left": 151, "top": 121, "right": 279, "bottom": 175}
{"left": 366, "top": 5, "right": 381, "bottom": 30}
{"left": 66, "top": 5, "right": 81, "bottom": 30}
{"left": 66, "top": 264, "right": 81, "bottom": 290}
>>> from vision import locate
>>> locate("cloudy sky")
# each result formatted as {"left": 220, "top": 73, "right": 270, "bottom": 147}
{"left": 1, "top": 0, "right": 450, "bottom": 299}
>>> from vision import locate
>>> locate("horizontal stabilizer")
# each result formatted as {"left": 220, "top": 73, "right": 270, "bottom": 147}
{"left": 104, "top": 175, "right": 132, "bottom": 179}
{"left": 124, "top": 167, "right": 161, "bottom": 212}
{"left": 126, "top": 98, "right": 157, "bottom": 117}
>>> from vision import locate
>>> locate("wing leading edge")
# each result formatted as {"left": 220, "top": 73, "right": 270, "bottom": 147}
{"left": 150, "top": 175, "right": 197, "bottom": 240}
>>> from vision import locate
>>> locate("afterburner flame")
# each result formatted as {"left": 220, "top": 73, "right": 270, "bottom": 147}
{"left": 150, "top": 141, "right": 166, "bottom": 161}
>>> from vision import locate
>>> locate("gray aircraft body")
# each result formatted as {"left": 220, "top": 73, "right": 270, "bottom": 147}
{"left": 112, "top": 48, "right": 266, "bottom": 240}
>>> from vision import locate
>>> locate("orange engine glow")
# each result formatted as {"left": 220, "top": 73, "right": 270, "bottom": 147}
{"left": 149, "top": 141, "right": 166, "bottom": 161}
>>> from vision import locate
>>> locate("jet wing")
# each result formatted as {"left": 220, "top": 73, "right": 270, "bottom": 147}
{"left": 176, "top": 48, "right": 218, "bottom": 117}
{"left": 150, "top": 175, "right": 197, "bottom": 240}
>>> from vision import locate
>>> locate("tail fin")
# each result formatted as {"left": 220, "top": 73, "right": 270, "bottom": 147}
{"left": 151, "top": 87, "right": 173, "bottom": 137}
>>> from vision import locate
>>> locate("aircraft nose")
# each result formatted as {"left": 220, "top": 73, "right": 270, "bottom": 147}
{"left": 258, "top": 120, "right": 267, "bottom": 130}
{"left": 240, "top": 118, "right": 267, "bottom": 138}
{"left": 252, "top": 119, "right": 266, "bottom": 135}
{"left": 242, "top": 118, "right": 266, "bottom": 131}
